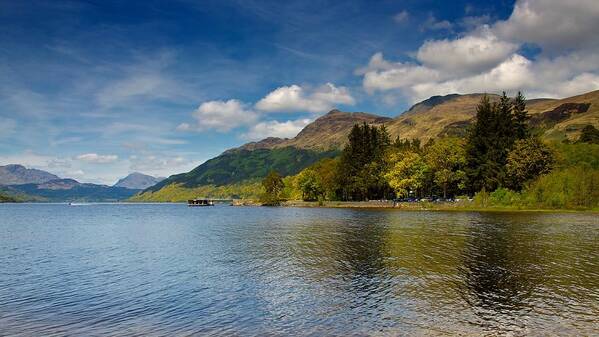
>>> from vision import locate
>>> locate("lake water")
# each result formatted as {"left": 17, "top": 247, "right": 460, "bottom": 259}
{"left": 0, "top": 204, "right": 597, "bottom": 336}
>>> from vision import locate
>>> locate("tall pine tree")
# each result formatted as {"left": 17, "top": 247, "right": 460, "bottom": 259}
{"left": 466, "top": 93, "right": 516, "bottom": 193}
{"left": 513, "top": 91, "right": 529, "bottom": 140}
{"left": 465, "top": 95, "right": 494, "bottom": 193}
{"left": 337, "top": 123, "right": 391, "bottom": 200}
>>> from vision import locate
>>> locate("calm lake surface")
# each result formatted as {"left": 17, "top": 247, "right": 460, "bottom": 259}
{"left": 0, "top": 204, "right": 597, "bottom": 336}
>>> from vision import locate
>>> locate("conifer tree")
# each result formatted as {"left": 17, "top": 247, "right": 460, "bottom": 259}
{"left": 513, "top": 91, "right": 530, "bottom": 140}
{"left": 337, "top": 123, "right": 391, "bottom": 200}
{"left": 465, "top": 95, "right": 494, "bottom": 193}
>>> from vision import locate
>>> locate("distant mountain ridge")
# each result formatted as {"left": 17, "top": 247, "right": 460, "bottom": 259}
{"left": 0, "top": 166, "right": 160, "bottom": 201}
{"left": 0, "top": 164, "right": 60, "bottom": 185}
{"left": 114, "top": 172, "right": 165, "bottom": 190}
{"left": 5, "top": 178, "right": 139, "bottom": 202}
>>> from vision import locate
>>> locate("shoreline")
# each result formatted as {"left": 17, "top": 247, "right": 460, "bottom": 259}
{"left": 227, "top": 199, "right": 599, "bottom": 213}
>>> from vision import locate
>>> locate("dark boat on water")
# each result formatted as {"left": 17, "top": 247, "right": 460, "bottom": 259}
{"left": 187, "top": 199, "right": 214, "bottom": 207}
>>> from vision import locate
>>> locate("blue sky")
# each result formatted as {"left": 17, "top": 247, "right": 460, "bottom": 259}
{"left": 1, "top": 0, "right": 598, "bottom": 184}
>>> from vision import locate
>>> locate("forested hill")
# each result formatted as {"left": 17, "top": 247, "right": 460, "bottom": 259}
{"left": 145, "top": 147, "right": 339, "bottom": 193}
{"left": 134, "top": 90, "right": 599, "bottom": 201}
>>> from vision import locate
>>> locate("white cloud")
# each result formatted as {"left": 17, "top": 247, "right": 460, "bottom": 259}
{"left": 409, "top": 54, "right": 534, "bottom": 102}
{"left": 255, "top": 83, "right": 355, "bottom": 113}
{"left": 185, "top": 99, "right": 258, "bottom": 132}
{"left": 76, "top": 153, "right": 119, "bottom": 164}
{"left": 416, "top": 28, "right": 518, "bottom": 75}
{"left": 358, "top": 0, "right": 599, "bottom": 102}
{"left": 242, "top": 118, "right": 312, "bottom": 141}
{"left": 494, "top": 0, "right": 599, "bottom": 52}
{"left": 362, "top": 55, "right": 439, "bottom": 94}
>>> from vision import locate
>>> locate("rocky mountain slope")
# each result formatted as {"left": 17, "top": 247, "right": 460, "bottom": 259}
{"left": 0, "top": 164, "right": 60, "bottom": 185}
{"left": 114, "top": 172, "right": 165, "bottom": 190}
{"left": 137, "top": 90, "right": 599, "bottom": 199}
{"left": 232, "top": 110, "right": 392, "bottom": 152}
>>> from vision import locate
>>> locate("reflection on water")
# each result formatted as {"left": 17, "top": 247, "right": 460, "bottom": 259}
{"left": 0, "top": 204, "right": 597, "bottom": 336}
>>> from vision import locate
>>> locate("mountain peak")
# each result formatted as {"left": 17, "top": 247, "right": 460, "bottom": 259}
{"left": 114, "top": 172, "right": 165, "bottom": 190}
{"left": 326, "top": 109, "right": 343, "bottom": 115}
{"left": 0, "top": 164, "right": 60, "bottom": 185}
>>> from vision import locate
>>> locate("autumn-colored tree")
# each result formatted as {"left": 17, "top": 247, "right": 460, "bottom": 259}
{"left": 424, "top": 138, "right": 467, "bottom": 198}
{"left": 260, "top": 170, "right": 284, "bottom": 205}
{"left": 384, "top": 151, "right": 428, "bottom": 198}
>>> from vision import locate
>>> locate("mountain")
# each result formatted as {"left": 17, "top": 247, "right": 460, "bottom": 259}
{"left": 135, "top": 90, "right": 599, "bottom": 201}
{"left": 233, "top": 110, "right": 392, "bottom": 151}
{"left": 146, "top": 147, "right": 338, "bottom": 192}
{"left": 114, "top": 172, "right": 165, "bottom": 190}
{"left": 6, "top": 178, "right": 139, "bottom": 202}
{"left": 0, "top": 164, "right": 60, "bottom": 185}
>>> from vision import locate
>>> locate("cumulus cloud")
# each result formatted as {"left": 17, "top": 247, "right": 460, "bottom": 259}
{"left": 182, "top": 99, "right": 258, "bottom": 132}
{"left": 255, "top": 83, "right": 355, "bottom": 113}
{"left": 359, "top": 0, "right": 599, "bottom": 102}
{"left": 76, "top": 153, "right": 119, "bottom": 164}
{"left": 494, "top": 0, "right": 599, "bottom": 52}
{"left": 241, "top": 118, "right": 312, "bottom": 141}
{"left": 179, "top": 82, "right": 353, "bottom": 138}
{"left": 416, "top": 28, "right": 518, "bottom": 75}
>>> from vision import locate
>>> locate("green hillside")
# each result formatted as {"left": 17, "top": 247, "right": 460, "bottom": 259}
{"left": 144, "top": 147, "right": 339, "bottom": 193}
{"left": 0, "top": 191, "right": 18, "bottom": 202}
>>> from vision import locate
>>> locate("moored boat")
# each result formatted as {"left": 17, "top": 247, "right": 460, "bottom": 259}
{"left": 187, "top": 199, "right": 214, "bottom": 207}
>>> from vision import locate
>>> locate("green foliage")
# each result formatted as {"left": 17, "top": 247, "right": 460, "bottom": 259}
{"left": 0, "top": 192, "right": 18, "bottom": 202}
{"left": 337, "top": 123, "right": 391, "bottom": 200}
{"left": 578, "top": 124, "right": 599, "bottom": 144}
{"left": 384, "top": 151, "right": 428, "bottom": 198}
{"left": 522, "top": 166, "right": 599, "bottom": 209}
{"left": 489, "top": 187, "right": 521, "bottom": 206}
{"left": 424, "top": 138, "right": 467, "bottom": 198}
{"left": 465, "top": 93, "right": 527, "bottom": 192}
{"left": 472, "top": 188, "right": 490, "bottom": 208}
{"left": 296, "top": 169, "right": 323, "bottom": 201}
{"left": 283, "top": 157, "right": 340, "bottom": 201}
{"left": 146, "top": 147, "right": 338, "bottom": 192}
{"left": 506, "top": 137, "right": 555, "bottom": 190}
{"left": 513, "top": 91, "right": 530, "bottom": 139}
{"left": 260, "top": 170, "right": 285, "bottom": 205}
{"left": 551, "top": 142, "right": 599, "bottom": 169}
